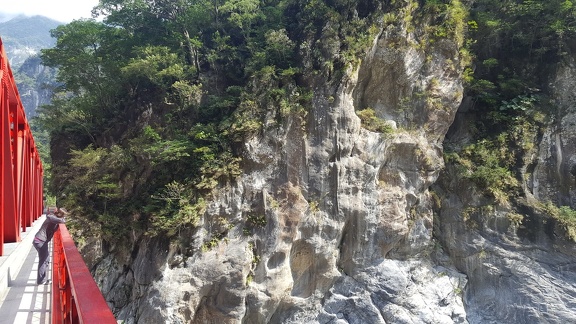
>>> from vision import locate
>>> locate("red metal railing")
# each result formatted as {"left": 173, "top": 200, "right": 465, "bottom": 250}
{"left": 0, "top": 37, "right": 44, "bottom": 255}
{"left": 0, "top": 35, "right": 114, "bottom": 323}
{"left": 52, "top": 224, "right": 117, "bottom": 323}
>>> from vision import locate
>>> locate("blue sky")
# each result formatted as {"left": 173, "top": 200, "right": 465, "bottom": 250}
{"left": 2, "top": 0, "right": 99, "bottom": 23}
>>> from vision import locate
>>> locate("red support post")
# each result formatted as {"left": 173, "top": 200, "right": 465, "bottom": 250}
{"left": 52, "top": 229, "right": 64, "bottom": 324}
{"left": 0, "top": 71, "right": 13, "bottom": 255}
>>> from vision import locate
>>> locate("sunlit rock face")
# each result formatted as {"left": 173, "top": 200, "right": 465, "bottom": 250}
{"left": 87, "top": 7, "right": 576, "bottom": 324}
{"left": 90, "top": 11, "right": 469, "bottom": 323}
{"left": 431, "top": 51, "right": 576, "bottom": 324}
{"left": 16, "top": 56, "right": 55, "bottom": 117}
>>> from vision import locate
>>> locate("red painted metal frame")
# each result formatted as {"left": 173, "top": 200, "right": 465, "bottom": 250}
{"left": 0, "top": 37, "right": 44, "bottom": 255}
{"left": 0, "top": 35, "right": 115, "bottom": 323}
{"left": 52, "top": 224, "right": 117, "bottom": 323}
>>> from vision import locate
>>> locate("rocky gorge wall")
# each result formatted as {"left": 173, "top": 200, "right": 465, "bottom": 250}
{"left": 85, "top": 5, "right": 576, "bottom": 324}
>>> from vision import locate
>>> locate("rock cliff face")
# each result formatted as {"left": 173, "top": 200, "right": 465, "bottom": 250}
{"left": 431, "top": 56, "right": 576, "bottom": 324}
{"left": 87, "top": 6, "right": 576, "bottom": 324}
{"left": 16, "top": 56, "right": 56, "bottom": 116}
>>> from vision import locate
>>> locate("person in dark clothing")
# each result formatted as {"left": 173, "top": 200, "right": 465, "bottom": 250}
{"left": 33, "top": 207, "right": 68, "bottom": 285}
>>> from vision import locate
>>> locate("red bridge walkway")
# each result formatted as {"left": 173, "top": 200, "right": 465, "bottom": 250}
{"left": 0, "top": 37, "right": 117, "bottom": 323}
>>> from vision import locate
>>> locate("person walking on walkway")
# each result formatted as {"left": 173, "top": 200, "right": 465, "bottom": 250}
{"left": 33, "top": 207, "right": 68, "bottom": 285}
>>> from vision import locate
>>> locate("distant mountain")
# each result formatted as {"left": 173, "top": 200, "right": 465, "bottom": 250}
{"left": 0, "top": 14, "right": 62, "bottom": 67}
{"left": 0, "top": 14, "right": 62, "bottom": 116}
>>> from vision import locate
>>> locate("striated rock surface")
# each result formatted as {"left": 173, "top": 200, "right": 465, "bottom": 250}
{"left": 16, "top": 55, "right": 56, "bottom": 116}
{"left": 88, "top": 10, "right": 472, "bottom": 323}
{"left": 432, "top": 49, "right": 576, "bottom": 324}
{"left": 82, "top": 6, "right": 576, "bottom": 324}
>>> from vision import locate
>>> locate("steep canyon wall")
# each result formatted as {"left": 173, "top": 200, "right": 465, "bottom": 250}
{"left": 84, "top": 6, "right": 576, "bottom": 324}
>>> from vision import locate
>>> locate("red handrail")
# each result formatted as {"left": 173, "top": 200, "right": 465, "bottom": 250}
{"left": 52, "top": 224, "right": 117, "bottom": 323}
{"left": 0, "top": 36, "right": 44, "bottom": 255}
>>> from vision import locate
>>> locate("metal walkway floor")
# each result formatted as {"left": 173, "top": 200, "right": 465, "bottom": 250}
{"left": 0, "top": 216, "right": 51, "bottom": 324}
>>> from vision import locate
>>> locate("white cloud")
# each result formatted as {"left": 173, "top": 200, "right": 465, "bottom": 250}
{"left": 2, "top": 0, "right": 100, "bottom": 22}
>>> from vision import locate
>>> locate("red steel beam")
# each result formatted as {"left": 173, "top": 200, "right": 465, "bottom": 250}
{"left": 52, "top": 225, "right": 117, "bottom": 323}
{"left": 0, "top": 37, "right": 44, "bottom": 255}
{"left": 0, "top": 39, "right": 18, "bottom": 251}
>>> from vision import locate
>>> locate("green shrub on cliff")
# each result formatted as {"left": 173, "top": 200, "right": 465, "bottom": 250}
{"left": 357, "top": 108, "right": 394, "bottom": 134}
{"left": 37, "top": 0, "right": 576, "bottom": 243}
{"left": 542, "top": 203, "right": 576, "bottom": 242}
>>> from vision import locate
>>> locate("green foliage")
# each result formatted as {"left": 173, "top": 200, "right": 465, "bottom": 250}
{"left": 195, "top": 151, "right": 242, "bottom": 190}
{"left": 149, "top": 182, "right": 206, "bottom": 236}
{"left": 220, "top": 0, "right": 264, "bottom": 39}
{"left": 356, "top": 108, "right": 394, "bottom": 134}
{"left": 425, "top": 0, "right": 468, "bottom": 46}
{"left": 443, "top": 0, "right": 570, "bottom": 217}
{"left": 286, "top": 0, "right": 386, "bottom": 73}
{"left": 128, "top": 126, "right": 193, "bottom": 166}
{"left": 244, "top": 213, "right": 266, "bottom": 235}
{"left": 122, "top": 46, "right": 189, "bottom": 88}
{"left": 499, "top": 94, "right": 538, "bottom": 112}
{"left": 482, "top": 58, "right": 498, "bottom": 69}
{"left": 542, "top": 203, "right": 576, "bottom": 241}
{"left": 557, "top": 206, "right": 576, "bottom": 241}
{"left": 309, "top": 200, "right": 320, "bottom": 213}
{"left": 507, "top": 212, "right": 524, "bottom": 227}
{"left": 42, "top": 0, "right": 568, "bottom": 245}
{"left": 467, "top": 0, "right": 576, "bottom": 113}
{"left": 29, "top": 118, "right": 53, "bottom": 200}
{"left": 247, "top": 214, "right": 267, "bottom": 227}
{"left": 41, "top": 20, "right": 123, "bottom": 96}
{"left": 264, "top": 29, "right": 295, "bottom": 65}
{"left": 446, "top": 137, "right": 519, "bottom": 204}
{"left": 445, "top": 93, "right": 543, "bottom": 205}
{"left": 67, "top": 145, "right": 119, "bottom": 198}
{"left": 341, "top": 23, "right": 379, "bottom": 66}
